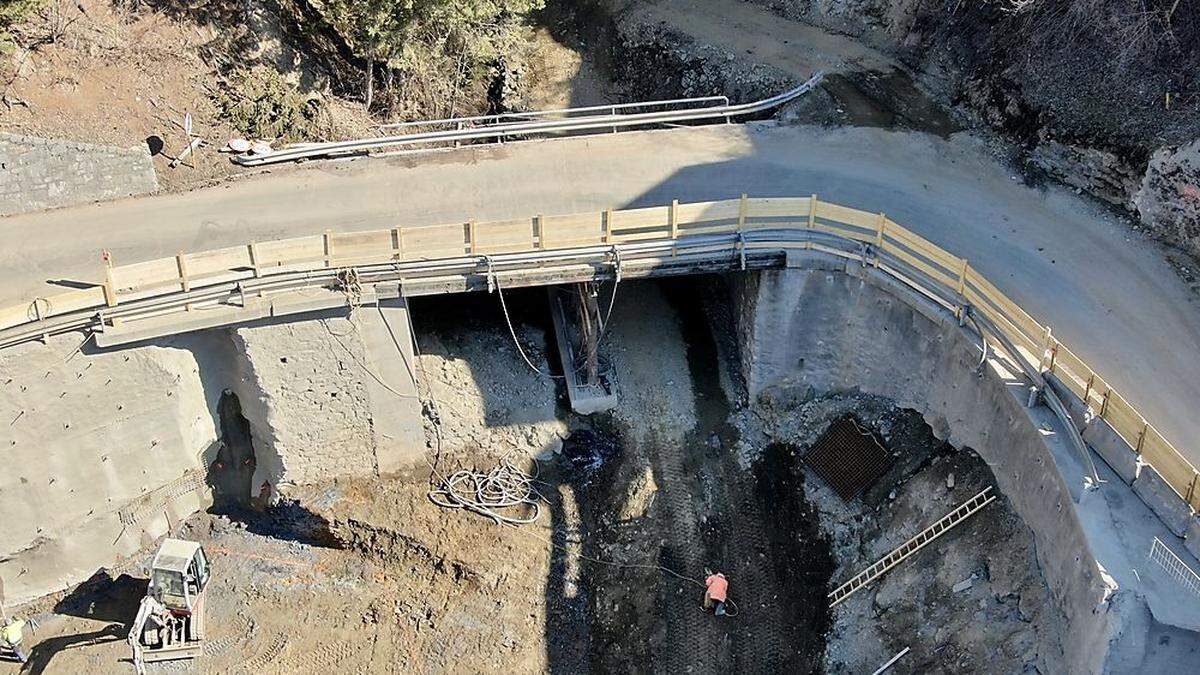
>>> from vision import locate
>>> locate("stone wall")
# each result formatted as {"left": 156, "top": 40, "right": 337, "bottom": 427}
{"left": 0, "top": 333, "right": 221, "bottom": 606}
{"left": 230, "top": 303, "right": 424, "bottom": 495}
{"left": 0, "top": 133, "right": 157, "bottom": 215}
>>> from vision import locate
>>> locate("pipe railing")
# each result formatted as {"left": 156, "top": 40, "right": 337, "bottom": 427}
{"left": 2, "top": 194, "right": 1197, "bottom": 518}
{"left": 375, "top": 94, "right": 732, "bottom": 131}
{"left": 233, "top": 75, "right": 821, "bottom": 166}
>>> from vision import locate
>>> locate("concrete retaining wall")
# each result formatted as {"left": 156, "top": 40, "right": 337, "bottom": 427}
{"left": 733, "top": 265, "right": 1116, "bottom": 674}
{"left": 0, "top": 333, "right": 221, "bottom": 606}
{"left": 0, "top": 300, "right": 426, "bottom": 605}
{"left": 0, "top": 133, "right": 157, "bottom": 215}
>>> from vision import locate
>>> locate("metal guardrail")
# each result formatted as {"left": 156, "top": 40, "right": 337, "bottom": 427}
{"left": 232, "top": 75, "right": 822, "bottom": 166}
{"left": 1148, "top": 537, "right": 1200, "bottom": 598}
{"left": 375, "top": 95, "right": 732, "bottom": 131}
{"left": 2, "top": 194, "right": 1198, "bottom": 522}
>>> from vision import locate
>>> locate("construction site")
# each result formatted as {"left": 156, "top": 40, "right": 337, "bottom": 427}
{"left": 3, "top": 0, "right": 1200, "bottom": 673}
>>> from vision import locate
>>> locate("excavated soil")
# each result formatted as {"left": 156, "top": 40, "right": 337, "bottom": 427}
{"left": 2, "top": 279, "right": 1058, "bottom": 674}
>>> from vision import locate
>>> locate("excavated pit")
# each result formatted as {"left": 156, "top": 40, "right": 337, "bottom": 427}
{"left": 1, "top": 274, "right": 1067, "bottom": 674}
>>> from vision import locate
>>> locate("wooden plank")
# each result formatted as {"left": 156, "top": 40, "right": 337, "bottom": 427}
{"left": 815, "top": 201, "right": 881, "bottom": 229}
{"left": 1047, "top": 342, "right": 1092, "bottom": 399}
{"left": 1101, "top": 389, "right": 1145, "bottom": 445}
{"left": 395, "top": 223, "right": 467, "bottom": 259}
{"left": 543, "top": 212, "right": 603, "bottom": 249}
{"left": 812, "top": 219, "right": 873, "bottom": 242}
{"left": 674, "top": 199, "right": 741, "bottom": 226}
{"left": 746, "top": 197, "right": 811, "bottom": 218}
{"left": 610, "top": 205, "right": 670, "bottom": 232}
{"left": 611, "top": 229, "right": 675, "bottom": 243}
{"left": 110, "top": 257, "right": 184, "bottom": 293}
{"left": 330, "top": 230, "right": 393, "bottom": 259}
{"left": 677, "top": 223, "right": 739, "bottom": 236}
{"left": 185, "top": 245, "right": 252, "bottom": 278}
{"left": 255, "top": 236, "right": 325, "bottom": 267}
{"left": 883, "top": 221, "right": 962, "bottom": 270}
{"left": 882, "top": 240, "right": 958, "bottom": 287}
{"left": 965, "top": 270, "right": 1044, "bottom": 344}
{"left": 474, "top": 217, "right": 536, "bottom": 254}
{"left": 1140, "top": 430, "right": 1199, "bottom": 500}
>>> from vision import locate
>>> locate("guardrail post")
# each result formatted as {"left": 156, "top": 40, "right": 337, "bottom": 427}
{"left": 324, "top": 230, "right": 334, "bottom": 268}
{"left": 176, "top": 251, "right": 192, "bottom": 312}
{"left": 603, "top": 209, "right": 612, "bottom": 244}
{"left": 391, "top": 227, "right": 403, "bottom": 261}
{"left": 1038, "top": 326, "right": 1053, "bottom": 373}
{"left": 176, "top": 252, "right": 191, "bottom": 293}
{"left": 669, "top": 199, "right": 679, "bottom": 250}
{"left": 248, "top": 242, "right": 262, "bottom": 278}
{"left": 873, "top": 213, "right": 886, "bottom": 268}
{"left": 955, "top": 259, "right": 969, "bottom": 323}
{"left": 101, "top": 250, "right": 118, "bottom": 307}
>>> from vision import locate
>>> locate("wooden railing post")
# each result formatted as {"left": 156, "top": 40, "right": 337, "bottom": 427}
{"left": 248, "top": 242, "right": 262, "bottom": 278}
{"left": 1038, "top": 326, "right": 1053, "bottom": 373}
{"left": 954, "top": 259, "right": 969, "bottom": 322}
{"left": 176, "top": 251, "right": 193, "bottom": 312}
{"left": 737, "top": 193, "right": 747, "bottom": 231}
{"left": 467, "top": 220, "right": 477, "bottom": 255}
{"left": 873, "top": 213, "right": 886, "bottom": 268}
{"left": 323, "top": 230, "right": 334, "bottom": 268}
{"left": 101, "top": 250, "right": 118, "bottom": 307}
{"left": 602, "top": 209, "right": 613, "bottom": 244}
{"left": 1187, "top": 472, "right": 1199, "bottom": 505}
{"left": 176, "top": 252, "right": 191, "bottom": 293}
{"left": 534, "top": 215, "right": 544, "bottom": 250}
{"left": 391, "top": 227, "right": 403, "bottom": 261}
{"left": 669, "top": 199, "right": 679, "bottom": 239}
{"left": 1135, "top": 422, "right": 1148, "bottom": 456}
{"left": 807, "top": 194, "right": 817, "bottom": 229}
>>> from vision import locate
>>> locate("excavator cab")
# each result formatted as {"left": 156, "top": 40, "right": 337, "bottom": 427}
{"left": 148, "top": 539, "right": 209, "bottom": 613}
{"left": 130, "top": 539, "right": 210, "bottom": 673}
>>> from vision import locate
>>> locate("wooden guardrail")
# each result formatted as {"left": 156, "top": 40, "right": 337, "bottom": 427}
{"left": 3, "top": 196, "right": 1198, "bottom": 510}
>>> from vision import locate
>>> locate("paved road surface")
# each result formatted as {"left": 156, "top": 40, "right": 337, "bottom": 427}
{"left": 3, "top": 124, "right": 1198, "bottom": 465}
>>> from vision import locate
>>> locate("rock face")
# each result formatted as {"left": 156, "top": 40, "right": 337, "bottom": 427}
{"left": 1135, "top": 140, "right": 1200, "bottom": 259}
{"left": 1028, "top": 140, "right": 1142, "bottom": 207}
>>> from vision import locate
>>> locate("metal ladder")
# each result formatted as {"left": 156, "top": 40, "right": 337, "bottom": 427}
{"left": 828, "top": 486, "right": 996, "bottom": 607}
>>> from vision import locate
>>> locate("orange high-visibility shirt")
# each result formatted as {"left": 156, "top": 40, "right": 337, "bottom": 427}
{"left": 705, "top": 574, "right": 728, "bottom": 602}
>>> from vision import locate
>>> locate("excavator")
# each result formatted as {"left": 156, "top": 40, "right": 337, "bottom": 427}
{"left": 128, "top": 538, "right": 210, "bottom": 674}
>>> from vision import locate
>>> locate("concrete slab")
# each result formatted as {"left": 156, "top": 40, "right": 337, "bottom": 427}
{"left": 357, "top": 299, "right": 425, "bottom": 472}
{"left": 1133, "top": 462, "right": 1195, "bottom": 538}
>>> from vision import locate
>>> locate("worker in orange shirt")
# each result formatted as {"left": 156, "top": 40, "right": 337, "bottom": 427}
{"left": 703, "top": 571, "right": 729, "bottom": 616}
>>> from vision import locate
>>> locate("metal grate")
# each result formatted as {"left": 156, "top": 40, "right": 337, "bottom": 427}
{"left": 1148, "top": 537, "right": 1200, "bottom": 599}
{"left": 804, "top": 416, "right": 893, "bottom": 500}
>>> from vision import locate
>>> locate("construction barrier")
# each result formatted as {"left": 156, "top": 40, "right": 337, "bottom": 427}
{"left": 2, "top": 196, "right": 1197, "bottom": 510}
